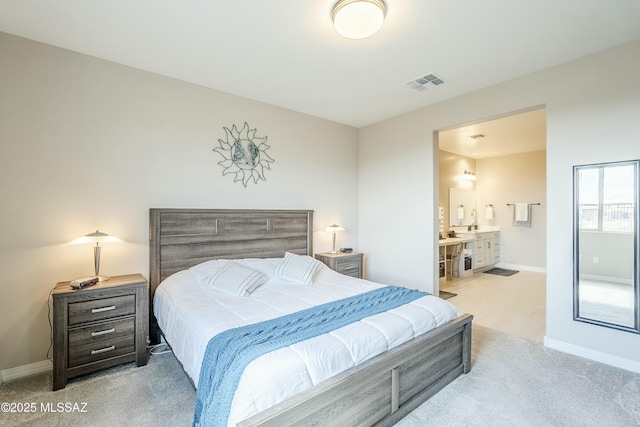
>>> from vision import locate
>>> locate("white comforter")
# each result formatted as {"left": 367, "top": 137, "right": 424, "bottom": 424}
{"left": 153, "top": 257, "right": 461, "bottom": 426}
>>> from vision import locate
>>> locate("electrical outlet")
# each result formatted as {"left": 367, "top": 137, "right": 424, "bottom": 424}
{"left": 593, "top": 257, "right": 599, "bottom": 264}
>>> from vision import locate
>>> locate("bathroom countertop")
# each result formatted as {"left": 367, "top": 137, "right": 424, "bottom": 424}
{"left": 449, "top": 226, "right": 501, "bottom": 235}
{"left": 438, "top": 236, "right": 473, "bottom": 246}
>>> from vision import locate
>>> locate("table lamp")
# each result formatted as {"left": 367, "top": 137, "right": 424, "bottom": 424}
{"left": 323, "top": 224, "right": 345, "bottom": 254}
{"left": 71, "top": 230, "right": 123, "bottom": 281}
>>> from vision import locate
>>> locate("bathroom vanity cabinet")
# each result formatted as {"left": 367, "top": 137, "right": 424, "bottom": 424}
{"left": 438, "top": 229, "right": 501, "bottom": 285}
{"left": 472, "top": 231, "right": 500, "bottom": 270}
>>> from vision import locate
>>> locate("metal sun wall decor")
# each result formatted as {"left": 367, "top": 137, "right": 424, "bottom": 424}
{"left": 213, "top": 122, "right": 274, "bottom": 187}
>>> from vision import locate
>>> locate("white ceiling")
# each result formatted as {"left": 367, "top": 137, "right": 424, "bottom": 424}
{"left": 438, "top": 107, "right": 547, "bottom": 159}
{"left": 1, "top": 0, "right": 639, "bottom": 130}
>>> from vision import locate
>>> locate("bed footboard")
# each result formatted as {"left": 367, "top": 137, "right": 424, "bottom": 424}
{"left": 237, "top": 313, "right": 473, "bottom": 427}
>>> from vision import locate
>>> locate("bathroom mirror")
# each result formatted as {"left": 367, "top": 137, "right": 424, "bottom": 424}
{"left": 449, "top": 188, "right": 476, "bottom": 226}
{"left": 573, "top": 160, "right": 640, "bottom": 333}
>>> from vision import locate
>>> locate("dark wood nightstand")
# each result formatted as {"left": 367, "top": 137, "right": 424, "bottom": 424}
{"left": 315, "top": 252, "right": 363, "bottom": 278}
{"left": 51, "top": 274, "right": 148, "bottom": 390}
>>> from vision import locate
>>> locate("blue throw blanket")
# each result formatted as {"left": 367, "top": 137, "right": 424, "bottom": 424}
{"left": 193, "top": 286, "right": 428, "bottom": 427}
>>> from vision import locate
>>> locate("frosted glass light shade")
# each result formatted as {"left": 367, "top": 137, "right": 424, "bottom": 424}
{"left": 323, "top": 224, "right": 346, "bottom": 233}
{"left": 70, "top": 230, "right": 123, "bottom": 245}
{"left": 332, "top": 0, "right": 387, "bottom": 40}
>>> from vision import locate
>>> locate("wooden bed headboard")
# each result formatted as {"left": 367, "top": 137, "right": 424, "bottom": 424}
{"left": 148, "top": 208, "right": 313, "bottom": 343}
{"left": 149, "top": 208, "right": 314, "bottom": 294}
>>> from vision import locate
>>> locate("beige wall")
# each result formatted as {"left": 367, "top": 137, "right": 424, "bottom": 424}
{"left": 477, "top": 150, "right": 546, "bottom": 269}
{"left": 438, "top": 150, "right": 476, "bottom": 233}
{"left": 0, "top": 33, "right": 360, "bottom": 372}
{"left": 1, "top": 31, "right": 639, "bottom": 375}
{"left": 359, "top": 40, "right": 640, "bottom": 370}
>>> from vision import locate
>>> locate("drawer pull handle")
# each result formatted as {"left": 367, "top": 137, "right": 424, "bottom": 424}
{"left": 91, "top": 345, "right": 116, "bottom": 355}
{"left": 91, "top": 328, "right": 116, "bottom": 337}
{"left": 91, "top": 306, "right": 116, "bottom": 314}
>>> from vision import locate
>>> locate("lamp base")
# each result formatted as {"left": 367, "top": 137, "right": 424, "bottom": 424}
{"left": 96, "top": 275, "right": 111, "bottom": 282}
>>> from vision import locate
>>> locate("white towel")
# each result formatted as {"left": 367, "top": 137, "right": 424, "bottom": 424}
{"left": 485, "top": 205, "right": 494, "bottom": 220}
{"left": 515, "top": 203, "right": 529, "bottom": 221}
{"left": 457, "top": 206, "right": 465, "bottom": 220}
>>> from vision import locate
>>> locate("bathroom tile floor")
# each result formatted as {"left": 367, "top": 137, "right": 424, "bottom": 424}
{"left": 441, "top": 269, "right": 546, "bottom": 342}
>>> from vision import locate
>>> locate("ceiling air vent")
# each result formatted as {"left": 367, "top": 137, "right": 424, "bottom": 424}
{"left": 407, "top": 73, "right": 446, "bottom": 91}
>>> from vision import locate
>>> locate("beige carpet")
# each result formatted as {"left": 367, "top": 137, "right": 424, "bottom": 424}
{"left": 0, "top": 348, "right": 194, "bottom": 427}
{"left": 395, "top": 325, "right": 640, "bottom": 426}
{"left": 2, "top": 325, "right": 639, "bottom": 426}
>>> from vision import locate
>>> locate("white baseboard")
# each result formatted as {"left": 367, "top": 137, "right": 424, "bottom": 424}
{"left": 496, "top": 262, "right": 546, "bottom": 274}
{"left": 580, "top": 273, "right": 633, "bottom": 285}
{"left": 544, "top": 337, "right": 640, "bottom": 374}
{"left": 1, "top": 360, "right": 52, "bottom": 385}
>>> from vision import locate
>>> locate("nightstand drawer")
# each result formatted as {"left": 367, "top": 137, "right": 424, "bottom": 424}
{"left": 337, "top": 261, "right": 361, "bottom": 277}
{"left": 68, "top": 295, "right": 135, "bottom": 326}
{"left": 337, "top": 260, "right": 360, "bottom": 270}
{"left": 340, "top": 269, "right": 361, "bottom": 278}
{"left": 68, "top": 335, "right": 135, "bottom": 368}
{"left": 69, "top": 318, "right": 135, "bottom": 349}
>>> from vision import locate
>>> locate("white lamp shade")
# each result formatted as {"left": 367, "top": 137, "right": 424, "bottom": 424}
{"left": 323, "top": 224, "right": 346, "bottom": 233}
{"left": 70, "top": 230, "right": 123, "bottom": 245}
{"left": 332, "top": 0, "right": 386, "bottom": 39}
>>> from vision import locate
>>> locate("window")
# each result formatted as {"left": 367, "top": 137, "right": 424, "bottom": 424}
{"left": 578, "top": 163, "right": 635, "bottom": 232}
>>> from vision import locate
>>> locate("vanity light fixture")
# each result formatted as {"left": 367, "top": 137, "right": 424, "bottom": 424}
{"left": 70, "top": 230, "right": 123, "bottom": 281}
{"left": 461, "top": 170, "right": 477, "bottom": 181}
{"left": 332, "top": 0, "right": 387, "bottom": 39}
{"left": 323, "top": 224, "right": 346, "bottom": 254}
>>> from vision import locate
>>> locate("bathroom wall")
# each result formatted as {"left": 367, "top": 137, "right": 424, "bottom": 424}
{"left": 438, "top": 148, "right": 546, "bottom": 270}
{"left": 438, "top": 150, "right": 476, "bottom": 233}
{"left": 476, "top": 150, "right": 546, "bottom": 270}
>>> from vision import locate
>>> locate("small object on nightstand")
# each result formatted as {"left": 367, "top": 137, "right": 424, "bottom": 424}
{"left": 340, "top": 247, "right": 353, "bottom": 253}
{"left": 51, "top": 274, "right": 148, "bottom": 390}
{"left": 69, "top": 277, "right": 99, "bottom": 289}
{"left": 315, "top": 251, "right": 363, "bottom": 278}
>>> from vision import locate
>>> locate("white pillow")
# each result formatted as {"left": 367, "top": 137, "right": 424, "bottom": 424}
{"left": 275, "top": 252, "right": 322, "bottom": 285}
{"left": 201, "top": 261, "right": 267, "bottom": 296}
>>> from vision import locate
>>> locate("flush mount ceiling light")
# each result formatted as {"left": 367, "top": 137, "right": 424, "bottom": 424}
{"left": 332, "top": 0, "right": 387, "bottom": 40}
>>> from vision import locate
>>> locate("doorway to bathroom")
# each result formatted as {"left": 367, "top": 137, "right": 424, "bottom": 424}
{"left": 436, "top": 106, "right": 547, "bottom": 341}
